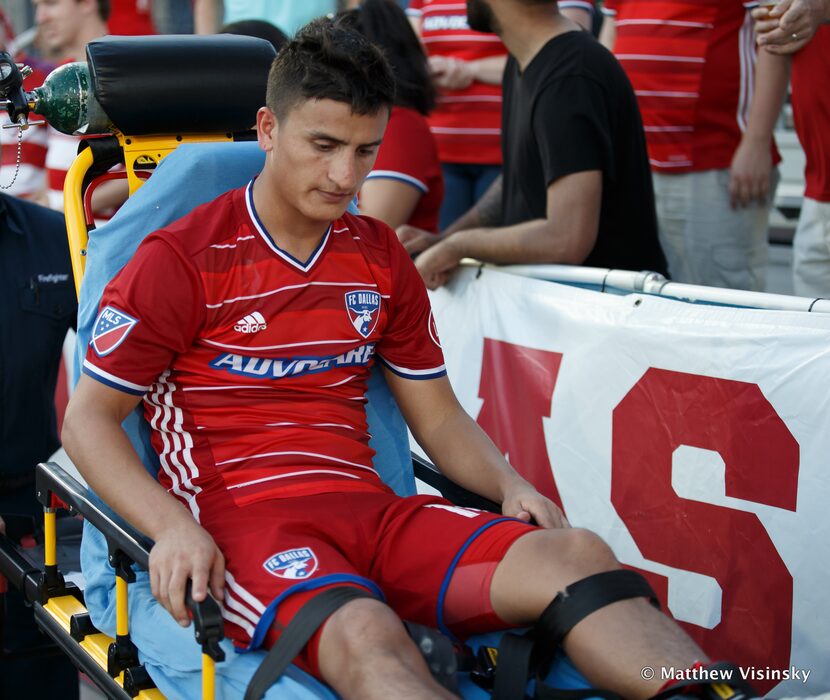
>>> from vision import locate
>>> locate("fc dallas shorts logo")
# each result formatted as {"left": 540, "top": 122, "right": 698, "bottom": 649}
{"left": 263, "top": 547, "right": 319, "bottom": 580}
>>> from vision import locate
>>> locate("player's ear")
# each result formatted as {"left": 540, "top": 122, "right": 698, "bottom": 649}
{"left": 256, "top": 107, "right": 278, "bottom": 152}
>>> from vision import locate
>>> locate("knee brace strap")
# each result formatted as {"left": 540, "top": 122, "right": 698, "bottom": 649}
{"left": 539, "top": 569, "right": 660, "bottom": 649}
{"left": 244, "top": 586, "right": 374, "bottom": 700}
{"left": 491, "top": 570, "right": 658, "bottom": 700}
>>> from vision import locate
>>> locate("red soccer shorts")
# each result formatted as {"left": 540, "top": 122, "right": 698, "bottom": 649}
{"left": 196, "top": 489, "right": 536, "bottom": 677}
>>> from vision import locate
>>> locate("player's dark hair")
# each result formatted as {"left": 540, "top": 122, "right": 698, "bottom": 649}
{"left": 334, "top": 0, "right": 435, "bottom": 116}
{"left": 265, "top": 17, "right": 395, "bottom": 121}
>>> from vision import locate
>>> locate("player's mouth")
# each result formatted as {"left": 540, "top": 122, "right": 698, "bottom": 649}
{"left": 317, "top": 190, "right": 352, "bottom": 204}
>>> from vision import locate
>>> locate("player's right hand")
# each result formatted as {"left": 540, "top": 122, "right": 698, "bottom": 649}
{"left": 149, "top": 520, "right": 225, "bottom": 627}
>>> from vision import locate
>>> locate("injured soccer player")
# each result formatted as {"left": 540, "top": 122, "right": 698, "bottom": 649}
{"left": 62, "top": 18, "right": 751, "bottom": 700}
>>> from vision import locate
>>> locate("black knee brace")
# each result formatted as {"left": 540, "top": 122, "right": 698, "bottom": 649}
{"left": 490, "top": 569, "right": 659, "bottom": 700}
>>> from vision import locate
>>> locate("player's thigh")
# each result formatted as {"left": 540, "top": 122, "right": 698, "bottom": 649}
{"left": 370, "top": 496, "right": 535, "bottom": 632}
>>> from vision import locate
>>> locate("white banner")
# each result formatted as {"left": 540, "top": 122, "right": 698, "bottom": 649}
{"left": 428, "top": 266, "right": 830, "bottom": 695}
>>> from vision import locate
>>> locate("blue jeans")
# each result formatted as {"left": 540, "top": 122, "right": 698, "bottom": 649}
{"left": 439, "top": 162, "right": 502, "bottom": 231}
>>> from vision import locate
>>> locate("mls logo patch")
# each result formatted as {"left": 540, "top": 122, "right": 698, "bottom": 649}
{"left": 263, "top": 548, "right": 319, "bottom": 580}
{"left": 345, "top": 290, "right": 381, "bottom": 339}
{"left": 90, "top": 306, "right": 138, "bottom": 357}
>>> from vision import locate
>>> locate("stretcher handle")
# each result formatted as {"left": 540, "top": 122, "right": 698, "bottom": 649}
{"left": 187, "top": 582, "right": 226, "bottom": 663}
{"left": 35, "top": 461, "right": 153, "bottom": 569}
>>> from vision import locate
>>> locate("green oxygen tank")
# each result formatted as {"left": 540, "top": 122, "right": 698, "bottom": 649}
{"left": 29, "top": 62, "right": 111, "bottom": 135}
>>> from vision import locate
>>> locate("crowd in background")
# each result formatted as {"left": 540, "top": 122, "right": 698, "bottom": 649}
{"left": 1, "top": 0, "right": 828, "bottom": 297}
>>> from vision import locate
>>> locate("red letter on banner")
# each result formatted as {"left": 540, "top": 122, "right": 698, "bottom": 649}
{"left": 476, "top": 339, "right": 564, "bottom": 507}
{"left": 612, "top": 369, "right": 798, "bottom": 692}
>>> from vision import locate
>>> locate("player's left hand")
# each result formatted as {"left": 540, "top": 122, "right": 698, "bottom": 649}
{"left": 414, "top": 239, "right": 463, "bottom": 290}
{"left": 501, "top": 480, "right": 569, "bottom": 529}
{"left": 729, "top": 137, "right": 773, "bottom": 209}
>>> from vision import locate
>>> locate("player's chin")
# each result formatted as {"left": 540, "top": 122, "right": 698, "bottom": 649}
{"left": 308, "top": 195, "right": 353, "bottom": 220}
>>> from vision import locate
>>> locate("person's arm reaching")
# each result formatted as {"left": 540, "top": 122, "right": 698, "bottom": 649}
{"left": 383, "top": 371, "right": 568, "bottom": 529}
{"left": 397, "top": 174, "right": 504, "bottom": 255}
{"left": 414, "top": 169, "right": 601, "bottom": 289}
{"left": 62, "top": 375, "right": 225, "bottom": 626}
{"left": 728, "top": 48, "right": 790, "bottom": 208}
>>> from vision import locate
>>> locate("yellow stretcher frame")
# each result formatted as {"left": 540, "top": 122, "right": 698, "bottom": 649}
{"left": 44, "top": 130, "right": 238, "bottom": 700}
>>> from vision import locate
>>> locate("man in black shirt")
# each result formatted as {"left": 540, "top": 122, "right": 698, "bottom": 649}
{"left": 403, "top": 0, "right": 667, "bottom": 288}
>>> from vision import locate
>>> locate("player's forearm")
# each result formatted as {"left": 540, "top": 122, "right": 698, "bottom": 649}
{"left": 416, "top": 405, "right": 526, "bottom": 504}
{"left": 62, "top": 406, "right": 193, "bottom": 541}
{"left": 743, "top": 50, "right": 791, "bottom": 144}
{"left": 450, "top": 216, "right": 596, "bottom": 266}
{"left": 442, "top": 175, "right": 504, "bottom": 235}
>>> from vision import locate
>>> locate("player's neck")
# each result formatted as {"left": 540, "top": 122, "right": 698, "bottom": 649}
{"left": 251, "top": 176, "right": 332, "bottom": 261}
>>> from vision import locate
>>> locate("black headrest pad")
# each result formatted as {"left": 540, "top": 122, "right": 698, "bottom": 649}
{"left": 86, "top": 34, "right": 276, "bottom": 136}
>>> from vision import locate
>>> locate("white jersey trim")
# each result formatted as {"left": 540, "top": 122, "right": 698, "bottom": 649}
{"left": 205, "top": 280, "right": 379, "bottom": 310}
{"left": 365, "top": 170, "right": 429, "bottom": 193}
{"left": 216, "top": 450, "right": 377, "bottom": 474}
{"left": 83, "top": 360, "right": 150, "bottom": 393}
{"left": 228, "top": 469, "right": 363, "bottom": 491}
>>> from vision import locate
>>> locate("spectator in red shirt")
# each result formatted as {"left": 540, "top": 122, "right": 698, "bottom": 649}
{"left": 0, "top": 10, "right": 49, "bottom": 201}
{"left": 343, "top": 0, "right": 443, "bottom": 233}
{"left": 600, "top": 1, "right": 790, "bottom": 292}
{"left": 31, "top": 0, "right": 127, "bottom": 218}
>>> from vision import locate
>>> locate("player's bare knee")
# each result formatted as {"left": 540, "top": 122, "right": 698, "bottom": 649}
{"left": 561, "top": 527, "right": 620, "bottom": 573}
{"left": 323, "top": 597, "right": 414, "bottom": 664}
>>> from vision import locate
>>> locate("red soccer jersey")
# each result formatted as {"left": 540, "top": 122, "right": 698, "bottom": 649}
{"left": 84, "top": 183, "right": 446, "bottom": 516}
{"left": 603, "top": 0, "right": 779, "bottom": 173}
{"left": 362, "top": 106, "right": 444, "bottom": 234}
{"left": 406, "top": 0, "right": 505, "bottom": 165}
{"left": 791, "top": 25, "right": 830, "bottom": 202}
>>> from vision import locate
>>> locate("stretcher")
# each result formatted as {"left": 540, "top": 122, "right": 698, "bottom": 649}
{"left": 0, "top": 35, "right": 596, "bottom": 700}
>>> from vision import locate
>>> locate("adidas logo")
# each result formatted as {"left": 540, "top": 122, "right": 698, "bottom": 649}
{"left": 234, "top": 311, "right": 268, "bottom": 334}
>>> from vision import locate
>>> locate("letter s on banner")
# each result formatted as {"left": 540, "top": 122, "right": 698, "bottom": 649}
{"left": 612, "top": 368, "right": 798, "bottom": 693}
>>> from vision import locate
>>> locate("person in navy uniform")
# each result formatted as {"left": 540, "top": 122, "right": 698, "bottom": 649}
{"left": 0, "top": 192, "right": 78, "bottom": 698}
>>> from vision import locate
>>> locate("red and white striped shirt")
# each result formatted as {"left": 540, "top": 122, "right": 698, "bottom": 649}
{"left": 0, "top": 59, "right": 48, "bottom": 199}
{"left": 407, "top": 0, "right": 505, "bottom": 165}
{"left": 603, "top": 0, "right": 778, "bottom": 173}
{"left": 85, "top": 183, "right": 445, "bottom": 514}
